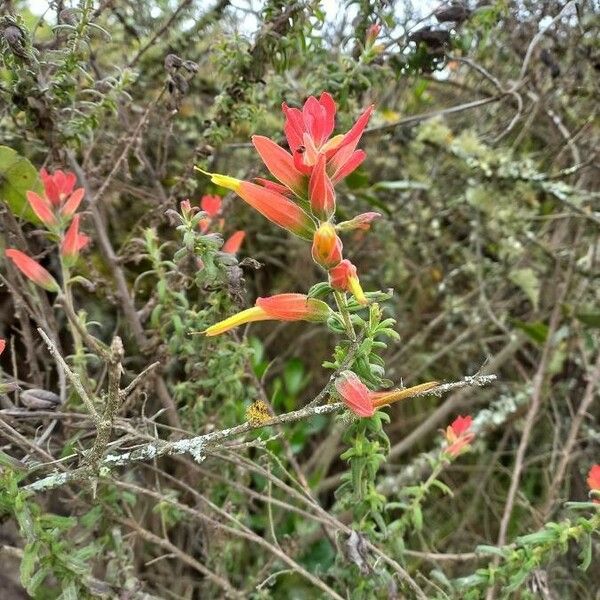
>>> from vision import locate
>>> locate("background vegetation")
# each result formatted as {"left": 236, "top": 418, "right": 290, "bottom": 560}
{"left": 1, "top": 0, "right": 599, "bottom": 598}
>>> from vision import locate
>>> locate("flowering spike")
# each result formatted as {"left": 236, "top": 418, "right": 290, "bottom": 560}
{"left": 444, "top": 415, "right": 475, "bottom": 457}
{"left": 309, "top": 154, "right": 336, "bottom": 220}
{"left": 61, "top": 215, "right": 90, "bottom": 266}
{"left": 587, "top": 464, "right": 600, "bottom": 503}
{"left": 5, "top": 249, "right": 59, "bottom": 292}
{"left": 311, "top": 222, "right": 343, "bottom": 269}
{"left": 366, "top": 23, "right": 382, "bottom": 46}
{"left": 335, "top": 371, "right": 374, "bottom": 418}
{"left": 204, "top": 294, "right": 331, "bottom": 336}
{"left": 196, "top": 168, "right": 315, "bottom": 240}
{"left": 252, "top": 135, "right": 306, "bottom": 196}
{"left": 222, "top": 230, "right": 245, "bottom": 254}
{"left": 329, "top": 259, "right": 368, "bottom": 305}
{"left": 26, "top": 191, "right": 57, "bottom": 227}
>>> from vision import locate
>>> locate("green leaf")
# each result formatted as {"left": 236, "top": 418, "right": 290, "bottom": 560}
{"left": 578, "top": 533, "right": 592, "bottom": 570}
{"left": 575, "top": 313, "right": 600, "bottom": 328}
{"left": 0, "top": 146, "right": 42, "bottom": 224}
{"left": 512, "top": 319, "right": 548, "bottom": 344}
{"left": 20, "top": 542, "right": 39, "bottom": 590}
{"left": 283, "top": 358, "right": 306, "bottom": 396}
{"left": 509, "top": 268, "right": 540, "bottom": 310}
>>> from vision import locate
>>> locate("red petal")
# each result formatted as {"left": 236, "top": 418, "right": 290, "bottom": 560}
{"left": 252, "top": 136, "right": 306, "bottom": 195}
{"left": 222, "top": 230, "right": 245, "bottom": 254}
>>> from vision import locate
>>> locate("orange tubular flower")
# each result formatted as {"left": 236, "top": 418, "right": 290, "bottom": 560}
{"left": 328, "top": 259, "right": 367, "bottom": 305}
{"left": 222, "top": 230, "right": 245, "bottom": 254}
{"left": 5, "top": 249, "right": 59, "bottom": 292}
{"left": 312, "top": 222, "right": 343, "bottom": 269}
{"left": 61, "top": 215, "right": 91, "bottom": 266}
{"left": 204, "top": 293, "right": 332, "bottom": 337}
{"left": 335, "top": 371, "right": 375, "bottom": 418}
{"left": 309, "top": 155, "right": 336, "bottom": 220}
{"left": 587, "top": 464, "right": 600, "bottom": 503}
{"left": 444, "top": 415, "right": 475, "bottom": 457}
{"left": 196, "top": 169, "right": 315, "bottom": 241}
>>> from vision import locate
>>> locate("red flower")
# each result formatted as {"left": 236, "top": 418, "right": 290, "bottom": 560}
{"left": 366, "top": 23, "right": 381, "bottom": 46}
{"left": 335, "top": 371, "right": 375, "bottom": 418}
{"left": 35, "top": 168, "right": 84, "bottom": 223}
{"left": 40, "top": 168, "right": 77, "bottom": 206}
{"left": 61, "top": 215, "right": 90, "bottom": 265}
{"left": 309, "top": 155, "right": 336, "bottom": 220}
{"left": 0, "top": 338, "right": 5, "bottom": 356}
{"left": 5, "top": 249, "right": 59, "bottom": 292}
{"left": 312, "top": 222, "right": 343, "bottom": 269}
{"left": 587, "top": 464, "right": 600, "bottom": 503}
{"left": 281, "top": 93, "right": 373, "bottom": 181}
{"left": 197, "top": 169, "right": 315, "bottom": 241}
{"left": 201, "top": 194, "right": 222, "bottom": 217}
{"left": 204, "top": 293, "right": 332, "bottom": 336}
{"left": 329, "top": 259, "right": 367, "bottom": 305}
{"left": 222, "top": 230, "right": 245, "bottom": 254}
{"left": 444, "top": 415, "right": 475, "bottom": 457}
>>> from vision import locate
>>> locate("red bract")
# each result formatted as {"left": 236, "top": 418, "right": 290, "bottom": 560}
{"left": 204, "top": 293, "right": 331, "bottom": 336}
{"left": 222, "top": 230, "right": 245, "bottom": 254}
{"left": 444, "top": 415, "right": 475, "bottom": 457}
{"left": 40, "top": 168, "right": 77, "bottom": 207}
{"left": 279, "top": 93, "right": 372, "bottom": 182}
{"left": 309, "top": 155, "right": 336, "bottom": 220}
{"left": 5, "top": 249, "right": 59, "bottom": 292}
{"left": 312, "top": 222, "right": 343, "bottom": 269}
{"left": 61, "top": 215, "right": 90, "bottom": 265}
{"left": 329, "top": 259, "right": 367, "bottom": 305}
{"left": 335, "top": 371, "right": 375, "bottom": 418}
{"left": 0, "top": 338, "right": 5, "bottom": 355}
{"left": 252, "top": 136, "right": 306, "bottom": 197}
{"left": 201, "top": 194, "right": 222, "bottom": 217}
{"left": 587, "top": 464, "right": 600, "bottom": 503}
{"left": 198, "top": 170, "right": 316, "bottom": 241}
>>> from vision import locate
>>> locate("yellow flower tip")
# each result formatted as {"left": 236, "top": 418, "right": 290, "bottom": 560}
{"left": 372, "top": 380, "right": 440, "bottom": 408}
{"left": 203, "top": 306, "right": 269, "bottom": 337}
{"left": 348, "top": 276, "right": 368, "bottom": 305}
{"left": 194, "top": 167, "right": 242, "bottom": 192}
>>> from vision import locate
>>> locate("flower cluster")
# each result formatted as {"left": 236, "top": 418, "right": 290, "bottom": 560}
{"left": 443, "top": 415, "right": 475, "bottom": 457}
{"left": 199, "top": 92, "right": 381, "bottom": 335}
{"left": 5, "top": 169, "right": 90, "bottom": 291}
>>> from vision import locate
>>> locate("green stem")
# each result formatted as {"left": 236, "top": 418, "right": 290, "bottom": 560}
{"left": 333, "top": 291, "right": 356, "bottom": 341}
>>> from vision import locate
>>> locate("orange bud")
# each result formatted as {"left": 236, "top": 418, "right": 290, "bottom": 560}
{"left": 311, "top": 222, "right": 343, "bottom": 269}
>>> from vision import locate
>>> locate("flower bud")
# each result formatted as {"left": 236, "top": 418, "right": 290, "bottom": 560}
{"left": 311, "top": 222, "right": 343, "bottom": 269}
{"left": 328, "top": 259, "right": 367, "bottom": 305}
